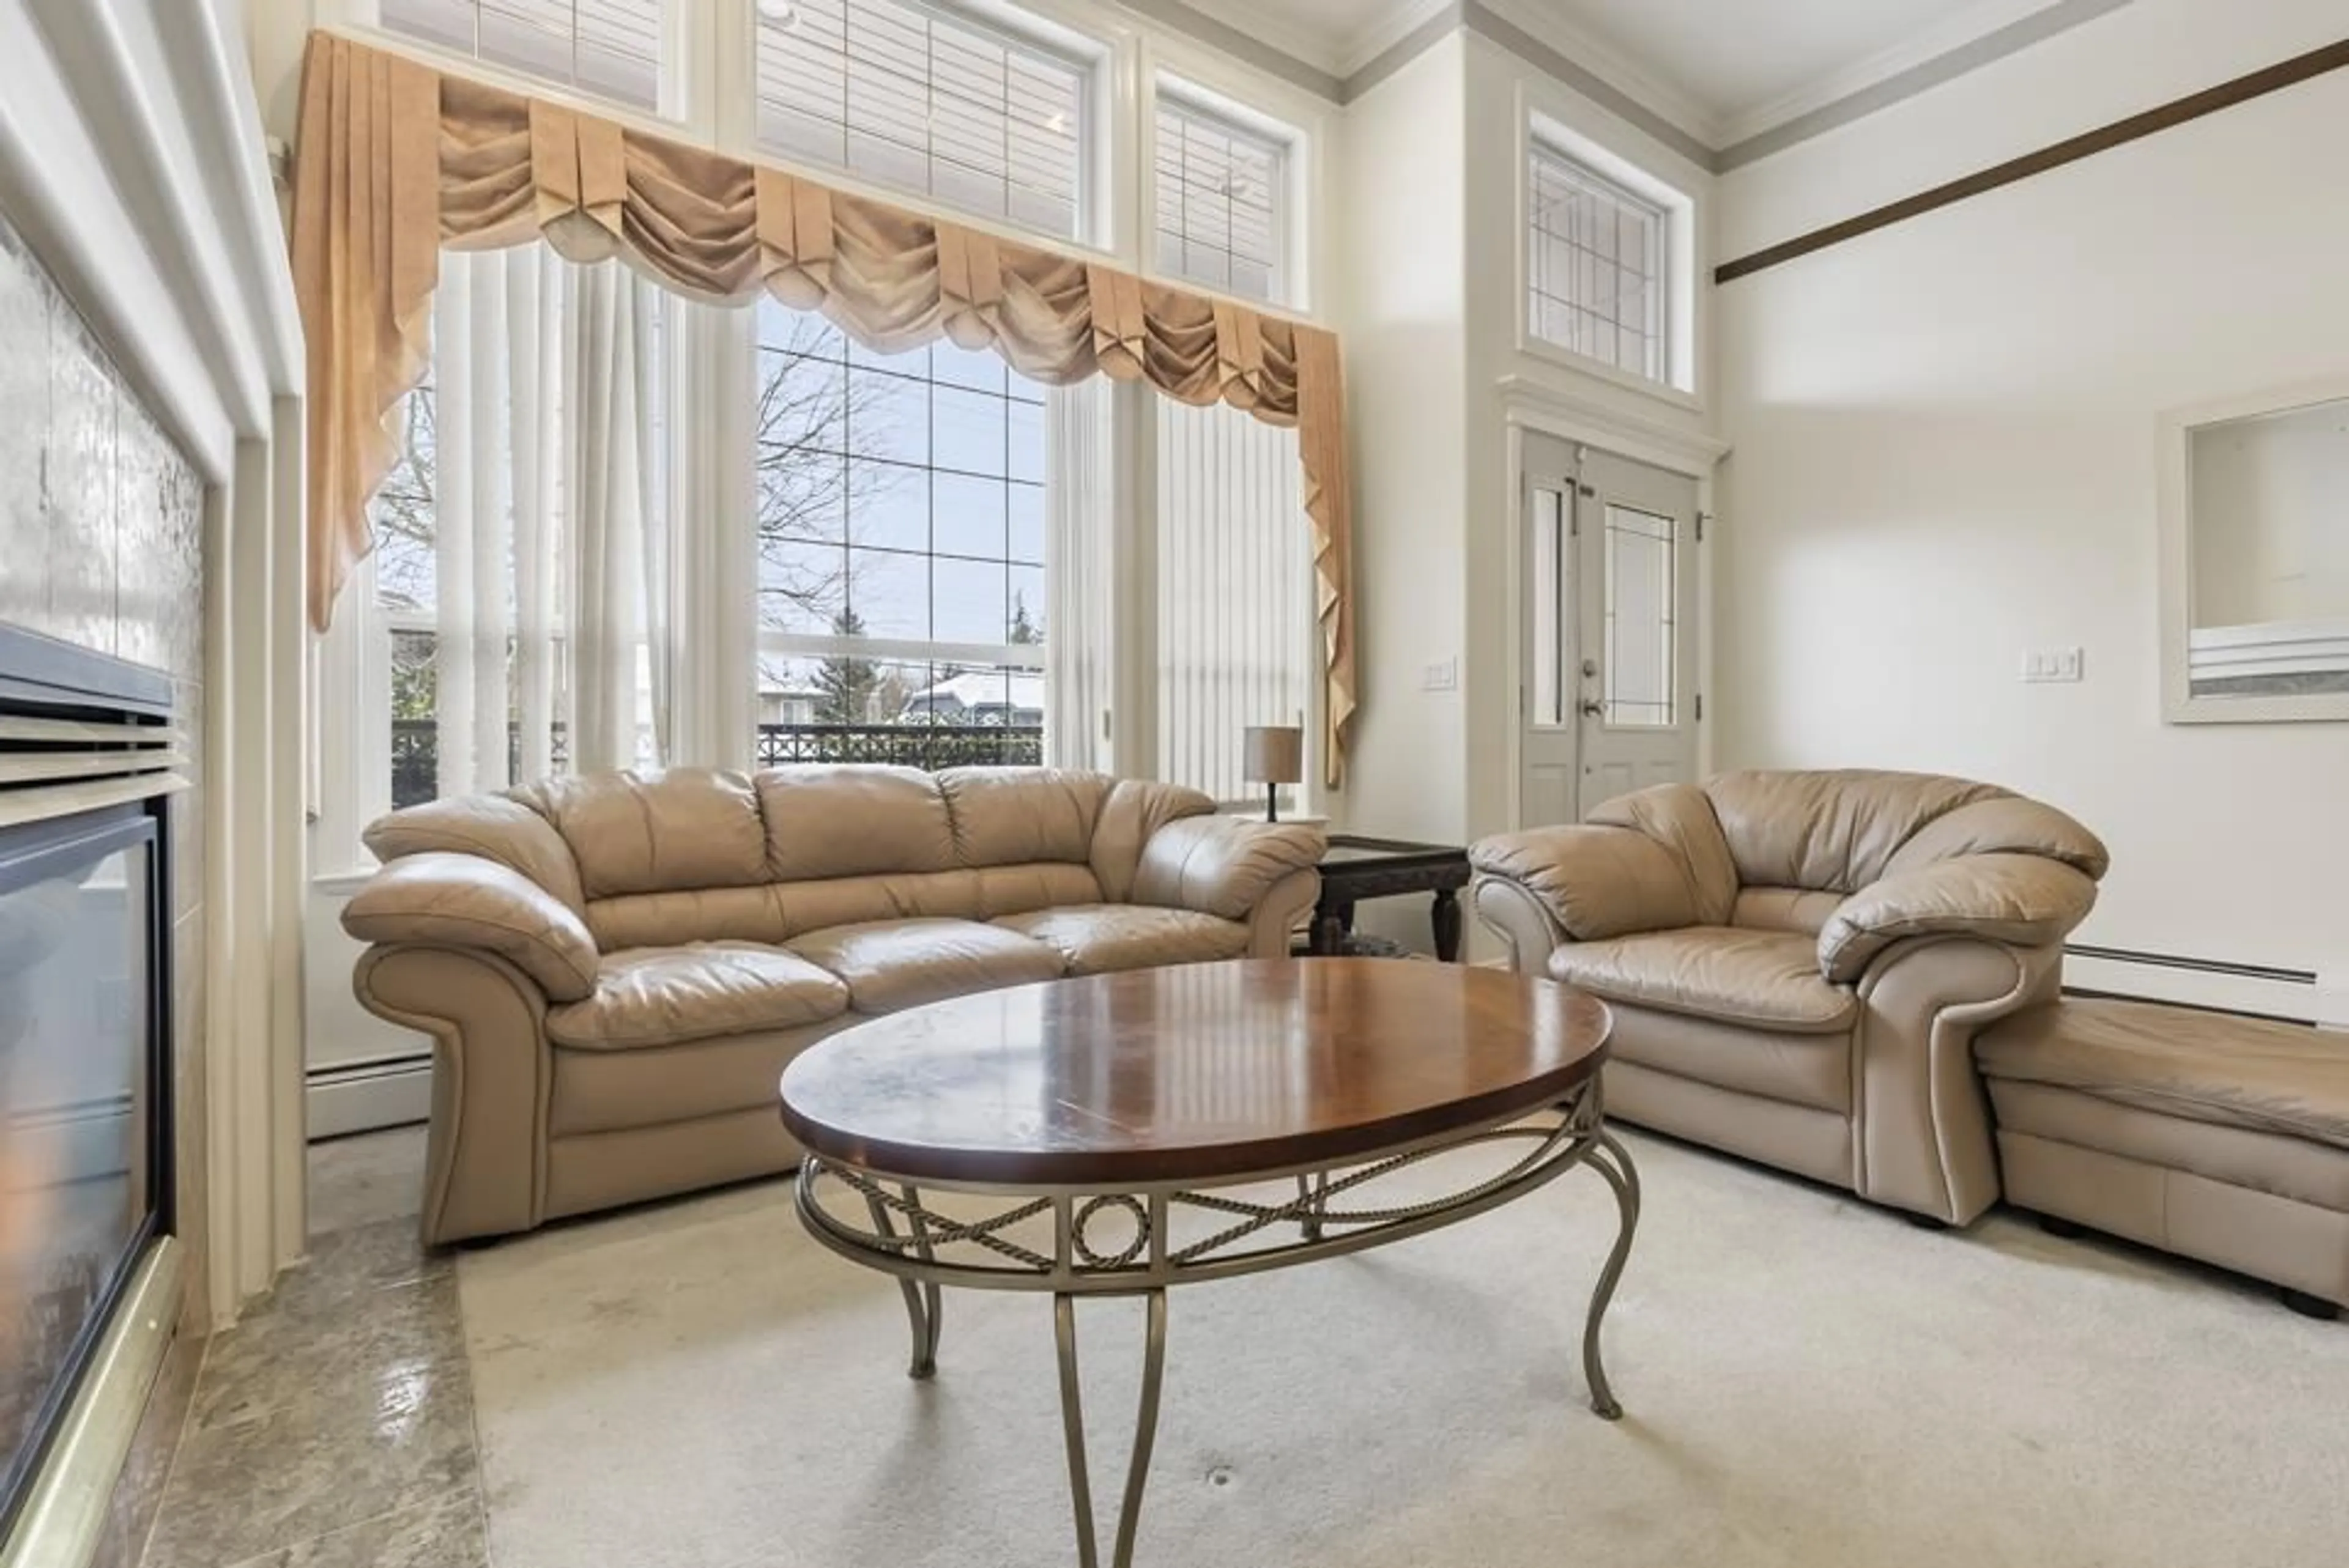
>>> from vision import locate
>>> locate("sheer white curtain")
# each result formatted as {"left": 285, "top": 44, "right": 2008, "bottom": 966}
{"left": 1154, "top": 396, "right": 1313, "bottom": 802}
{"left": 1044, "top": 380, "right": 1113, "bottom": 772}
{"left": 429, "top": 246, "right": 672, "bottom": 793}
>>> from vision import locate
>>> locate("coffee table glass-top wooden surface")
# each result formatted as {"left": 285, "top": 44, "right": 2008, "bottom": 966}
{"left": 777, "top": 958, "right": 1638, "bottom": 1568}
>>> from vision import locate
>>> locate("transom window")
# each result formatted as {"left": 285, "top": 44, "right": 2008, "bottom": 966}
{"left": 755, "top": 0, "right": 1090, "bottom": 242}
{"left": 379, "top": 0, "right": 666, "bottom": 110}
{"left": 1154, "top": 92, "right": 1285, "bottom": 304}
{"left": 1527, "top": 145, "right": 1666, "bottom": 384}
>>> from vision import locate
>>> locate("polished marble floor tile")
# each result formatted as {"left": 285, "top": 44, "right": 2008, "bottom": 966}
{"left": 306, "top": 1128, "right": 429, "bottom": 1241}
{"left": 141, "top": 1130, "right": 480, "bottom": 1568}
{"left": 225, "top": 1485, "right": 488, "bottom": 1568}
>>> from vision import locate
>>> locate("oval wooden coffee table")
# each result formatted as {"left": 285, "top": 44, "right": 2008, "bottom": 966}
{"left": 778, "top": 958, "right": 1635, "bottom": 1568}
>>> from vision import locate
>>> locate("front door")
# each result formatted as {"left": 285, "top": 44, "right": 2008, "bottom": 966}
{"left": 1519, "top": 435, "right": 1702, "bottom": 824}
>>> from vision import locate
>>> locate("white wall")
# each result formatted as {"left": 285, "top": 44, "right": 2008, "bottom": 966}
{"left": 1330, "top": 34, "right": 1470, "bottom": 849}
{"left": 1714, "top": 0, "right": 2349, "bottom": 997}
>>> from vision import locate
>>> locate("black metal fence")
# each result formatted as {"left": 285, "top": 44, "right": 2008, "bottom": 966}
{"left": 390, "top": 719, "right": 1044, "bottom": 808}
{"left": 754, "top": 722, "right": 1045, "bottom": 771}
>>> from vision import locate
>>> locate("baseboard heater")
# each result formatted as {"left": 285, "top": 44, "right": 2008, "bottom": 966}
{"left": 305, "top": 1052, "right": 432, "bottom": 1140}
{"left": 2062, "top": 944, "right": 2322, "bottom": 1026}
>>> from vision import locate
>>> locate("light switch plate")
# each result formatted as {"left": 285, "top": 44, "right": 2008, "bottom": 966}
{"left": 1422, "top": 657, "right": 1458, "bottom": 692}
{"left": 2021, "top": 646, "right": 2085, "bottom": 683}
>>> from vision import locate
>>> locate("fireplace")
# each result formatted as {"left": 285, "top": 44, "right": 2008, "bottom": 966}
{"left": 0, "top": 627, "right": 181, "bottom": 1549}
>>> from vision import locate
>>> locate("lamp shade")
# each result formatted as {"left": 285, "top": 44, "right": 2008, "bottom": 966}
{"left": 1242, "top": 725, "right": 1304, "bottom": 786}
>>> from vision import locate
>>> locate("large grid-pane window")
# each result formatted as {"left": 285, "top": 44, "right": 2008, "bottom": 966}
{"left": 754, "top": 298, "right": 1047, "bottom": 766}
{"left": 379, "top": 0, "right": 666, "bottom": 110}
{"left": 1528, "top": 146, "right": 1666, "bottom": 384}
{"left": 756, "top": 0, "right": 1088, "bottom": 242}
{"left": 1154, "top": 94, "right": 1284, "bottom": 303}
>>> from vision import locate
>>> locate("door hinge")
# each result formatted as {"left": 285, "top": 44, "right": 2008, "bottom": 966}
{"left": 1694, "top": 692, "right": 1705, "bottom": 722}
{"left": 1696, "top": 512, "right": 1712, "bottom": 542}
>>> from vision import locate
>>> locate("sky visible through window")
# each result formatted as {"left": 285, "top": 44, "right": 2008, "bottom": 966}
{"left": 754, "top": 300, "right": 1047, "bottom": 727}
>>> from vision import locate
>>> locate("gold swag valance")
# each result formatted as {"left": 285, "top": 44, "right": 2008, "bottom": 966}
{"left": 289, "top": 31, "right": 1357, "bottom": 783}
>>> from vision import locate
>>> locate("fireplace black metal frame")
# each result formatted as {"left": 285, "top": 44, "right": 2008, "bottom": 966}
{"left": 0, "top": 625, "right": 178, "bottom": 1545}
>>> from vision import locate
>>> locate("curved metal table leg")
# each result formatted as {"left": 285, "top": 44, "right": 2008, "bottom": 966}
{"left": 1054, "top": 1290, "right": 1168, "bottom": 1568}
{"left": 1294, "top": 1170, "right": 1327, "bottom": 1242}
{"left": 1578, "top": 1131, "right": 1642, "bottom": 1420}
{"left": 864, "top": 1186, "right": 942, "bottom": 1379}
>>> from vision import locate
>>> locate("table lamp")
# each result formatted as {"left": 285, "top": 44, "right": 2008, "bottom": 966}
{"left": 1242, "top": 725, "right": 1303, "bottom": 822}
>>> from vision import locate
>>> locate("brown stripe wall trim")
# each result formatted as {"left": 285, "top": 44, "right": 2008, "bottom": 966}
{"left": 1715, "top": 36, "right": 2349, "bottom": 284}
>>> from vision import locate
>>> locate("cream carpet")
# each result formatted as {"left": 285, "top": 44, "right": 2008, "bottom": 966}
{"left": 456, "top": 1131, "right": 2349, "bottom": 1568}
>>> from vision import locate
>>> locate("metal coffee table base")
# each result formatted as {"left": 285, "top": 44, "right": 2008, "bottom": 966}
{"left": 794, "top": 1089, "right": 1641, "bottom": 1568}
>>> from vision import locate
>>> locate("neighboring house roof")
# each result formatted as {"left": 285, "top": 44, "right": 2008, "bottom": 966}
{"left": 904, "top": 671, "right": 1046, "bottom": 715}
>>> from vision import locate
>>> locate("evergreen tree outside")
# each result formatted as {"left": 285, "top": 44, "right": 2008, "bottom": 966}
{"left": 814, "top": 607, "right": 880, "bottom": 723}
{"left": 1009, "top": 591, "right": 1041, "bottom": 647}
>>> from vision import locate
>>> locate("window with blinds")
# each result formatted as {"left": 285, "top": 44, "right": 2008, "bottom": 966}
{"left": 379, "top": 0, "right": 666, "bottom": 110}
{"left": 755, "top": 0, "right": 1090, "bottom": 242}
{"left": 1527, "top": 145, "right": 1668, "bottom": 383}
{"left": 1155, "top": 397, "right": 1312, "bottom": 805}
{"left": 1154, "top": 94, "right": 1285, "bottom": 303}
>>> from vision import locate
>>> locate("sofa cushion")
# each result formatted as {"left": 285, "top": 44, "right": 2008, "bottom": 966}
{"left": 1090, "top": 778, "right": 1217, "bottom": 901}
{"left": 547, "top": 943, "right": 850, "bottom": 1049}
{"left": 549, "top": 1022, "right": 844, "bottom": 1134}
{"left": 757, "top": 765, "right": 957, "bottom": 881}
{"left": 787, "top": 917, "right": 1066, "bottom": 1014}
{"left": 516, "top": 769, "right": 768, "bottom": 898}
{"left": 1548, "top": 927, "right": 1857, "bottom": 1034}
{"left": 1585, "top": 782, "right": 1738, "bottom": 925}
{"left": 993, "top": 904, "right": 1250, "bottom": 974}
{"left": 1701, "top": 769, "right": 2009, "bottom": 895}
{"left": 1987, "top": 1079, "right": 2349, "bottom": 1214}
{"left": 362, "top": 792, "right": 589, "bottom": 914}
{"left": 939, "top": 767, "right": 1110, "bottom": 867}
{"left": 1977, "top": 1000, "right": 2349, "bottom": 1151}
{"left": 1729, "top": 886, "right": 1844, "bottom": 936}
{"left": 1605, "top": 1007, "right": 1853, "bottom": 1114}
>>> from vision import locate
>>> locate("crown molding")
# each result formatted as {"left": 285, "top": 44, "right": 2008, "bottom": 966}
{"left": 1335, "top": 0, "right": 1456, "bottom": 76}
{"left": 1716, "top": 0, "right": 2091, "bottom": 147}
{"left": 1472, "top": 0, "right": 1726, "bottom": 146}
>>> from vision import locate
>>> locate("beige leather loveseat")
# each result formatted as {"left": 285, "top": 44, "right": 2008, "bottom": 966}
{"left": 1471, "top": 771, "right": 2108, "bottom": 1226}
{"left": 343, "top": 764, "right": 1325, "bottom": 1244}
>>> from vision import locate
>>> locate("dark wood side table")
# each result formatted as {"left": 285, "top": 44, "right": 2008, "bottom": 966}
{"left": 1310, "top": 835, "right": 1473, "bottom": 961}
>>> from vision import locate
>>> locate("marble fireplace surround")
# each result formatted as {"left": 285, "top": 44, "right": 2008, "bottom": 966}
{"left": 0, "top": 2, "right": 305, "bottom": 1566}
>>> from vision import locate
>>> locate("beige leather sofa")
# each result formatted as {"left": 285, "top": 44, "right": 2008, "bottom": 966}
{"left": 343, "top": 764, "right": 1326, "bottom": 1244}
{"left": 1471, "top": 770, "right": 2108, "bottom": 1225}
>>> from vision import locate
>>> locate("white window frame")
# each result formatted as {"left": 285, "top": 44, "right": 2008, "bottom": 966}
{"left": 746, "top": 0, "right": 1112, "bottom": 248}
{"left": 1150, "top": 80, "right": 1294, "bottom": 308}
{"left": 1517, "top": 109, "right": 1699, "bottom": 405}
{"left": 1526, "top": 146, "right": 1666, "bottom": 385}
{"left": 338, "top": 0, "right": 697, "bottom": 125}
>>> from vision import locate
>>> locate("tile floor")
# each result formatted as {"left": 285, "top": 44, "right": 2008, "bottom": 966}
{"left": 138, "top": 1128, "right": 488, "bottom": 1568}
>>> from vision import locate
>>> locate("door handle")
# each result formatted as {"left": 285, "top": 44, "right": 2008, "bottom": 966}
{"left": 1579, "top": 699, "right": 1604, "bottom": 718}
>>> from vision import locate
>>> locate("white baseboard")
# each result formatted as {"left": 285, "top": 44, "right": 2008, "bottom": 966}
{"left": 2063, "top": 946, "right": 2319, "bottom": 1024}
{"left": 305, "top": 1054, "right": 431, "bottom": 1140}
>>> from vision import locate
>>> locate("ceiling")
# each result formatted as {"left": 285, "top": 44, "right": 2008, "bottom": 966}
{"left": 1187, "top": 0, "right": 2084, "bottom": 144}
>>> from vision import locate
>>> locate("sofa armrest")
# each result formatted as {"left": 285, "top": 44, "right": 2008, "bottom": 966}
{"left": 342, "top": 852, "right": 601, "bottom": 1003}
{"left": 1132, "top": 815, "right": 1327, "bottom": 921}
{"left": 1467, "top": 825, "right": 1699, "bottom": 941}
{"left": 353, "top": 946, "right": 556, "bottom": 1245}
{"left": 1820, "top": 853, "right": 2097, "bottom": 985}
{"left": 1852, "top": 935, "right": 2063, "bottom": 1224}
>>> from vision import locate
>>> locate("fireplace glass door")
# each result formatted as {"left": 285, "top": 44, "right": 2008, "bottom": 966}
{"left": 0, "top": 804, "right": 163, "bottom": 1525}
